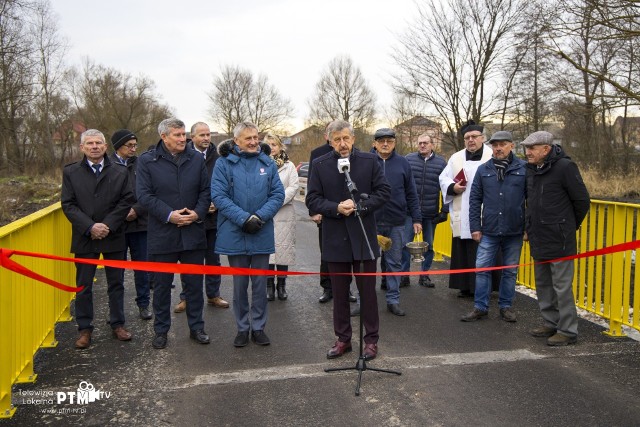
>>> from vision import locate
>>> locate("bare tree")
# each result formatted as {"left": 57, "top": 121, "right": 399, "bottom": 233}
{"left": 68, "top": 59, "right": 173, "bottom": 148}
{"left": 207, "top": 65, "right": 293, "bottom": 135}
{"left": 392, "top": 0, "right": 524, "bottom": 150}
{"left": 307, "top": 55, "right": 376, "bottom": 132}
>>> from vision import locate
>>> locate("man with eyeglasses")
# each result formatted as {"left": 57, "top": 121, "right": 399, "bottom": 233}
{"left": 370, "top": 128, "right": 421, "bottom": 317}
{"left": 403, "top": 133, "right": 448, "bottom": 288}
{"left": 62, "top": 129, "right": 134, "bottom": 349}
{"left": 110, "top": 129, "right": 152, "bottom": 321}
{"left": 439, "top": 120, "right": 493, "bottom": 297}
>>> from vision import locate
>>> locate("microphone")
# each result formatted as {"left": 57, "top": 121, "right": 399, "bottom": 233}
{"left": 337, "top": 157, "right": 350, "bottom": 173}
{"left": 338, "top": 157, "right": 357, "bottom": 194}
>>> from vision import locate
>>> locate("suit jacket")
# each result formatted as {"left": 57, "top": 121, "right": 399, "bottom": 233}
{"left": 61, "top": 155, "right": 133, "bottom": 254}
{"left": 188, "top": 140, "right": 219, "bottom": 230}
{"left": 305, "top": 149, "right": 390, "bottom": 262}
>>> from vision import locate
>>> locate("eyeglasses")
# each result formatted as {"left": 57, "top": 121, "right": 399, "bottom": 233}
{"left": 124, "top": 143, "right": 138, "bottom": 149}
{"left": 464, "top": 134, "right": 483, "bottom": 141}
{"left": 417, "top": 141, "right": 432, "bottom": 145}
{"left": 376, "top": 138, "right": 396, "bottom": 145}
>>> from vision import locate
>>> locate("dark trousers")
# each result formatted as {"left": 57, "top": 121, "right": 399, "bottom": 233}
{"left": 74, "top": 251, "right": 126, "bottom": 331}
{"left": 180, "top": 228, "right": 222, "bottom": 300}
{"left": 318, "top": 223, "right": 332, "bottom": 291}
{"left": 124, "top": 230, "right": 150, "bottom": 308}
{"left": 328, "top": 259, "right": 379, "bottom": 344}
{"left": 150, "top": 250, "right": 205, "bottom": 334}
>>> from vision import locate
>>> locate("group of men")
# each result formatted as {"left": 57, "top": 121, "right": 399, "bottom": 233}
{"left": 62, "top": 119, "right": 284, "bottom": 350}
{"left": 61, "top": 115, "right": 590, "bottom": 357}
{"left": 440, "top": 122, "right": 590, "bottom": 346}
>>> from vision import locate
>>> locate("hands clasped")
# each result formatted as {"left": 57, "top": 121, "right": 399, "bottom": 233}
{"left": 169, "top": 208, "right": 199, "bottom": 227}
{"left": 242, "top": 214, "right": 264, "bottom": 234}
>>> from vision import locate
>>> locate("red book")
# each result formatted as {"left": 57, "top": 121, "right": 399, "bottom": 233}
{"left": 453, "top": 168, "right": 467, "bottom": 186}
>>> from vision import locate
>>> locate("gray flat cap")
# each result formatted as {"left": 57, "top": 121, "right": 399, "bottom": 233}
{"left": 488, "top": 130, "right": 513, "bottom": 144}
{"left": 374, "top": 128, "right": 396, "bottom": 140}
{"left": 521, "top": 131, "right": 554, "bottom": 147}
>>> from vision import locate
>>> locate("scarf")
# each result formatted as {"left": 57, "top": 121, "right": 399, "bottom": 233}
{"left": 272, "top": 150, "right": 289, "bottom": 168}
{"left": 492, "top": 152, "right": 513, "bottom": 181}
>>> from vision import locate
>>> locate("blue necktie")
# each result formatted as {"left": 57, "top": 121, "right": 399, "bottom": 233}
{"left": 92, "top": 164, "right": 101, "bottom": 178}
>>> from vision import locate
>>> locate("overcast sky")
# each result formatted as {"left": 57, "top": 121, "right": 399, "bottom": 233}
{"left": 54, "top": 0, "right": 417, "bottom": 133}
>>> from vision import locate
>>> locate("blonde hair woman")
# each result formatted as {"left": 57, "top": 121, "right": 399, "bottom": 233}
{"left": 264, "top": 133, "right": 299, "bottom": 301}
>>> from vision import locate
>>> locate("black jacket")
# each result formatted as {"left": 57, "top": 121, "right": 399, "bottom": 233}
{"left": 110, "top": 153, "right": 147, "bottom": 233}
{"left": 136, "top": 140, "right": 211, "bottom": 255}
{"left": 61, "top": 155, "right": 133, "bottom": 254}
{"left": 306, "top": 149, "right": 391, "bottom": 262}
{"left": 525, "top": 145, "right": 590, "bottom": 260}
{"left": 307, "top": 142, "right": 334, "bottom": 216}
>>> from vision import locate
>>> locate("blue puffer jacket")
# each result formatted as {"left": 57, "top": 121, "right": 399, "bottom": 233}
{"left": 211, "top": 140, "right": 285, "bottom": 255}
{"left": 374, "top": 151, "right": 421, "bottom": 227}
{"left": 469, "top": 155, "right": 527, "bottom": 236}
{"left": 406, "top": 151, "right": 448, "bottom": 219}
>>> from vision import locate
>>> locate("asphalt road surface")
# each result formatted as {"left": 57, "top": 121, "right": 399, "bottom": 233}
{"left": 4, "top": 201, "right": 640, "bottom": 427}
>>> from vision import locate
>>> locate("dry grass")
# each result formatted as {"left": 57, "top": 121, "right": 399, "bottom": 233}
{"left": 581, "top": 167, "right": 640, "bottom": 202}
{"left": 0, "top": 175, "right": 61, "bottom": 226}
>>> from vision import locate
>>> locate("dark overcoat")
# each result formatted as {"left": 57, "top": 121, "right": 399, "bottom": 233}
{"left": 136, "top": 140, "right": 211, "bottom": 255}
{"left": 306, "top": 149, "right": 390, "bottom": 262}
{"left": 187, "top": 140, "right": 219, "bottom": 231}
{"left": 110, "top": 153, "right": 147, "bottom": 233}
{"left": 61, "top": 155, "right": 133, "bottom": 254}
{"left": 525, "top": 145, "right": 590, "bottom": 260}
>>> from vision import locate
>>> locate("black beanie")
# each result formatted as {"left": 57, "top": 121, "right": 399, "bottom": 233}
{"left": 111, "top": 129, "right": 137, "bottom": 151}
{"left": 459, "top": 119, "right": 484, "bottom": 136}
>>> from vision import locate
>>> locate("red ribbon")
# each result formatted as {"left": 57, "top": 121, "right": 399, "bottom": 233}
{"left": 1, "top": 240, "right": 639, "bottom": 293}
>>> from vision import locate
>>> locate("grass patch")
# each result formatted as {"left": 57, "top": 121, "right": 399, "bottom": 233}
{"left": 581, "top": 167, "right": 640, "bottom": 201}
{"left": 0, "top": 175, "right": 61, "bottom": 226}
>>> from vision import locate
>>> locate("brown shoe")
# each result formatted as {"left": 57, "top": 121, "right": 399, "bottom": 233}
{"left": 529, "top": 325, "right": 556, "bottom": 337}
{"left": 112, "top": 326, "right": 132, "bottom": 341}
{"left": 207, "top": 296, "right": 230, "bottom": 308}
{"left": 75, "top": 329, "right": 92, "bottom": 349}
{"left": 174, "top": 300, "right": 186, "bottom": 313}
{"left": 363, "top": 343, "right": 378, "bottom": 360}
{"left": 327, "top": 341, "right": 352, "bottom": 359}
{"left": 547, "top": 333, "right": 577, "bottom": 346}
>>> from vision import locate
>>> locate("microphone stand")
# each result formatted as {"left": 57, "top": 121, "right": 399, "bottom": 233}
{"left": 325, "top": 168, "right": 401, "bottom": 396}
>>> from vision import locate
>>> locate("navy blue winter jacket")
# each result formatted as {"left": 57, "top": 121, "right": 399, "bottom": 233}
{"left": 374, "top": 151, "right": 421, "bottom": 227}
{"left": 469, "top": 155, "right": 527, "bottom": 236}
{"left": 405, "top": 151, "right": 448, "bottom": 219}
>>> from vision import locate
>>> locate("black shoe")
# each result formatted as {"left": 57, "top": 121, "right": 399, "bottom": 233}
{"left": 457, "top": 290, "right": 473, "bottom": 298}
{"left": 461, "top": 308, "right": 488, "bottom": 322}
{"left": 251, "top": 330, "right": 271, "bottom": 346}
{"left": 319, "top": 290, "right": 333, "bottom": 303}
{"left": 387, "top": 303, "right": 406, "bottom": 316}
{"left": 400, "top": 276, "right": 410, "bottom": 287}
{"left": 190, "top": 329, "right": 210, "bottom": 344}
{"left": 139, "top": 306, "right": 152, "bottom": 320}
{"left": 267, "top": 278, "right": 275, "bottom": 301}
{"left": 348, "top": 292, "right": 357, "bottom": 303}
{"left": 152, "top": 333, "right": 167, "bottom": 349}
{"left": 350, "top": 305, "right": 360, "bottom": 317}
{"left": 419, "top": 275, "right": 434, "bottom": 288}
{"left": 234, "top": 331, "right": 249, "bottom": 347}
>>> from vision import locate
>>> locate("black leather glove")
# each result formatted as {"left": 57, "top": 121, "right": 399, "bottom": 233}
{"left": 242, "top": 214, "right": 264, "bottom": 234}
{"left": 432, "top": 211, "right": 448, "bottom": 224}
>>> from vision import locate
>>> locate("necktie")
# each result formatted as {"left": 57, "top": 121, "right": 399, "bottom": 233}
{"left": 92, "top": 164, "right": 101, "bottom": 177}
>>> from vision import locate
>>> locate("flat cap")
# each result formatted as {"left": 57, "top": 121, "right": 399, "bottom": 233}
{"left": 488, "top": 130, "right": 513, "bottom": 144}
{"left": 374, "top": 128, "right": 396, "bottom": 140}
{"left": 521, "top": 131, "right": 554, "bottom": 147}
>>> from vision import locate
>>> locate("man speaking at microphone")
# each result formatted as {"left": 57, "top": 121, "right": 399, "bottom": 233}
{"left": 306, "top": 120, "right": 390, "bottom": 361}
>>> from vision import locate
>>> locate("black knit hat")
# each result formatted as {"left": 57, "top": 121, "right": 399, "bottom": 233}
{"left": 111, "top": 129, "right": 137, "bottom": 151}
{"left": 459, "top": 119, "right": 484, "bottom": 136}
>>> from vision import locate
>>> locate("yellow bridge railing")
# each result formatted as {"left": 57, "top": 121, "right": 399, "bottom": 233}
{"left": 433, "top": 199, "right": 640, "bottom": 337}
{"left": 0, "top": 202, "right": 74, "bottom": 419}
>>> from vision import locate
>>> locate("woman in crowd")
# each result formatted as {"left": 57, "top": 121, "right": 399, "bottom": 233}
{"left": 264, "top": 133, "right": 299, "bottom": 301}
